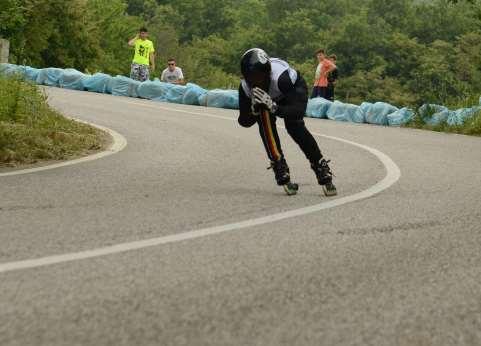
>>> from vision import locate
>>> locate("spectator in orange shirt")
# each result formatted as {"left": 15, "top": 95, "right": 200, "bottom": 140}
{"left": 311, "top": 49, "right": 336, "bottom": 99}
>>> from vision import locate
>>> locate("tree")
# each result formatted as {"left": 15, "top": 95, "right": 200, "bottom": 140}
{"left": 2, "top": 0, "right": 481, "bottom": 106}
{"left": 86, "top": 0, "right": 141, "bottom": 75}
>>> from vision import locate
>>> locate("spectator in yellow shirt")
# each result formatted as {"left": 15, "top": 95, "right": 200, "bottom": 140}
{"left": 128, "top": 27, "right": 155, "bottom": 82}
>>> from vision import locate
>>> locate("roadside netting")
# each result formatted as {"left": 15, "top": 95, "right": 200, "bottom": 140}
{"left": 2, "top": 63, "right": 481, "bottom": 127}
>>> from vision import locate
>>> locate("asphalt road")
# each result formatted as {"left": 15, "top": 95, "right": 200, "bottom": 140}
{"left": 1, "top": 87, "right": 480, "bottom": 346}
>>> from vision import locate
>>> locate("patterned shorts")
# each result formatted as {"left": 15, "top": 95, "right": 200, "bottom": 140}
{"left": 130, "top": 63, "right": 150, "bottom": 82}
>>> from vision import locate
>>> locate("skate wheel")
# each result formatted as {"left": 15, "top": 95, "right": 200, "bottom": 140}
{"left": 283, "top": 182, "right": 298, "bottom": 196}
{"left": 322, "top": 184, "right": 337, "bottom": 197}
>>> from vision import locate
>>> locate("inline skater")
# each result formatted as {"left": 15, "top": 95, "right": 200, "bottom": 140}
{"left": 238, "top": 48, "right": 337, "bottom": 196}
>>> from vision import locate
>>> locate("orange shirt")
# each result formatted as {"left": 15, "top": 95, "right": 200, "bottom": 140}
{"left": 314, "top": 59, "right": 336, "bottom": 87}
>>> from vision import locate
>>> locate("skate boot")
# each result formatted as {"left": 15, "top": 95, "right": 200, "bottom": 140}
{"left": 311, "top": 158, "right": 337, "bottom": 197}
{"left": 268, "top": 158, "right": 299, "bottom": 195}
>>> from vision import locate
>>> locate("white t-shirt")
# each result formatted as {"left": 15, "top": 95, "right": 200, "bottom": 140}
{"left": 161, "top": 67, "right": 184, "bottom": 83}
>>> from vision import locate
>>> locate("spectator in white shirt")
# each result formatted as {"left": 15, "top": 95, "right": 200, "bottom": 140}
{"left": 160, "top": 58, "right": 185, "bottom": 85}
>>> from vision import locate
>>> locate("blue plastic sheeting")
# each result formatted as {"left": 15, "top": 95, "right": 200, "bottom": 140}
{"left": 353, "top": 102, "right": 372, "bottom": 124}
{"left": 0, "top": 63, "right": 22, "bottom": 76}
{"left": 7, "top": 63, "right": 481, "bottom": 128}
{"left": 0, "top": 64, "right": 41, "bottom": 82}
{"left": 447, "top": 107, "right": 481, "bottom": 126}
{"left": 387, "top": 107, "right": 414, "bottom": 126}
{"left": 363, "top": 102, "right": 399, "bottom": 125}
{"left": 327, "top": 101, "right": 360, "bottom": 122}
{"left": 111, "top": 75, "right": 141, "bottom": 98}
{"left": 36, "top": 68, "right": 64, "bottom": 86}
{"left": 306, "top": 97, "right": 332, "bottom": 118}
{"left": 183, "top": 83, "right": 207, "bottom": 106}
{"left": 59, "top": 69, "right": 87, "bottom": 90}
{"left": 82, "top": 73, "right": 113, "bottom": 94}
{"left": 198, "top": 92, "right": 208, "bottom": 106}
{"left": 24, "top": 67, "right": 41, "bottom": 82}
{"left": 203, "top": 89, "right": 239, "bottom": 109}
{"left": 164, "top": 84, "right": 187, "bottom": 104}
{"left": 418, "top": 104, "right": 452, "bottom": 125}
{"left": 0, "top": 63, "right": 12, "bottom": 74}
{"left": 137, "top": 80, "right": 170, "bottom": 101}
{"left": 417, "top": 104, "right": 481, "bottom": 126}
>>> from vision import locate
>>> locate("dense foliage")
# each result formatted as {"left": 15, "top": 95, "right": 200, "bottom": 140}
{"left": 2, "top": 0, "right": 481, "bottom": 107}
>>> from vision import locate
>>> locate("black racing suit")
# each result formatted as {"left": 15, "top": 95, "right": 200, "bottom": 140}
{"left": 238, "top": 70, "right": 322, "bottom": 165}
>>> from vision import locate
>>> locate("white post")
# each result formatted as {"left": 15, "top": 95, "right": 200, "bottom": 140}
{"left": 0, "top": 38, "right": 10, "bottom": 63}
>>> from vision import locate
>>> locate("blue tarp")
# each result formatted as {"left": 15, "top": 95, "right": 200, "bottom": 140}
{"left": 306, "top": 97, "right": 332, "bottom": 118}
{"left": 418, "top": 104, "right": 452, "bottom": 126}
{"left": 183, "top": 83, "right": 207, "bottom": 106}
{"left": 2, "top": 63, "right": 479, "bottom": 128}
{"left": 0, "top": 64, "right": 41, "bottom": 82}
{"left": 387, "top": 107, "right": 414, "bottom": 126}
{"left": 111, "top": 75, "right": 141, "bottom": 98}
{"left": 137, "top": 80, "right": 170, "bottom": 101}
{"left": 164, "top": 84, "right": 187, "bottom": 104}
{"left": 37, "top": 68, "right": 63, "bottom": 86}
{"left": 203, "top": 89, "right": 239, "bottom": 109}
{"left": 0, "top": 63, "right": 22, "bottom": 76}
{"left": 24, "top": 67, "right": 41, "bottom": 82}
{"left": 82, "top": 73, "right": 113, "bottom": 94}
{"left": 327, "top": 101, "right": 360, "bottom": 123}
{"left": 36, "top": 67, "right": 64, "bottom": 86}
{"left": 447, "top": 107, "right": 481, "bottom": 126}
{"left": 352, "top": 102, "right": 371, "bottom": 124}
{"left": 364, "top": 102, "right": 399, "bottom": 126}
{"left": 59, "top": 69, "right": 87, "bottom": 91}
{"left": 417, "top": 104, "right": 481, "bottom": 126}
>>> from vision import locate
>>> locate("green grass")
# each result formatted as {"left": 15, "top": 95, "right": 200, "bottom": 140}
{"left": 0, "top": 76, "right": 107, "bottom": 167}
{"left": 406, "top": 112, "right": 481, "bottom": 136}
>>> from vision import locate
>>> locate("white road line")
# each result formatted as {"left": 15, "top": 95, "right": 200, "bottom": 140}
{"left": 0, "top": 100, "right": 401, "bottom": 274}
{"left": 0, "top": 121, "right": 127, "bottom": 177}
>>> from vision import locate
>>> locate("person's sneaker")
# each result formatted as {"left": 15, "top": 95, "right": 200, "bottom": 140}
{"left": 311, "top": 158, "right": 337, "bottom": 196}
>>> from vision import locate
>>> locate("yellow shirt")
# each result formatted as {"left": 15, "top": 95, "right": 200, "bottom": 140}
{"left": 132, "top": 39, "right": 154, "bottom": 66}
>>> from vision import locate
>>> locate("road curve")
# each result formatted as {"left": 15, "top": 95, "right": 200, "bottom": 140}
{"left": 1, "top": 88, "right": 480, "bottom": 346}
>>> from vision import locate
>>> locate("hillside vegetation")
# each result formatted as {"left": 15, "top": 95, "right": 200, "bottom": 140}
{"left": 2, "top": 0, "right": 480, "bottom": 108}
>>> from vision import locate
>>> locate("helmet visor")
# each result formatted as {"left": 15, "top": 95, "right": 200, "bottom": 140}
{"left": 245, "top": 70, "right": 270, "bottom": 90}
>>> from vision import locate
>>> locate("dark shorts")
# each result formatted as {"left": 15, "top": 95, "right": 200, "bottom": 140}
{"left": 311, "top": 86, "right": 328, "bottom": 99}
{"left": 325, "top": 83, "right": 335, "bottom": 101}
